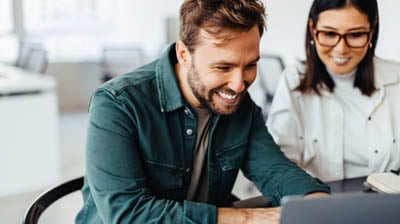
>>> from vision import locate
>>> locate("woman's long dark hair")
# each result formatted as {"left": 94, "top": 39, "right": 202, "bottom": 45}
{"left": 296, "top": 0, "right": 379, "bottom": 96}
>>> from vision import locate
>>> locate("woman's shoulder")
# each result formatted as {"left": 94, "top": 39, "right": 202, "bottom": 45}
{"left": 374, "top": 57, "right": 400, "bottom": 84}
{"left": 374, "top": 57, "right": 400, "bottom": 72}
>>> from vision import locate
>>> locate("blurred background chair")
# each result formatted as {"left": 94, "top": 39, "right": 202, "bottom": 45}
{"left": 22, "top": 176, "right": 84, "bottom": 224}
{"left": 248, "top": 53, "right": 287, "bottom": 120}
{"left": 101, "top": 45, "right": 146, "bottom": 82}
{"left": 15, "top": 42, "right": 49, "bottom": 74}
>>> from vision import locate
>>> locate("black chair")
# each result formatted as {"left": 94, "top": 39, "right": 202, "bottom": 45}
{"left": 22, "top": 176, "right": 84, "bottom": 224}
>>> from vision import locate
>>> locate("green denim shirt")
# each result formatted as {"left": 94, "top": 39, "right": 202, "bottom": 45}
{"left": 76, "top": 44, "right": 330, "bottom": 224}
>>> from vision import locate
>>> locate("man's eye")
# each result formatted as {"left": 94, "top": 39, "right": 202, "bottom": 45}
{"left": 216, "top": 66, "right": 231, "bottom": 71}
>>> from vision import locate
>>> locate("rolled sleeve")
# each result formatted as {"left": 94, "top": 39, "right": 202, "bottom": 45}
{"left": 183, "top": 201, "right": 217, "bottom": 224}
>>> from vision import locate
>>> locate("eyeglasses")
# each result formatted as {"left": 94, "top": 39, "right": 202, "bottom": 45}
{"left": 315, "top": 30, "right": 370, "bottom": 48}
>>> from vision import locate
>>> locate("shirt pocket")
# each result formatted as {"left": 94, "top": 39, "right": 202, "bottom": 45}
{"left": 216, "top": 140, "right": 247, "bottom": 187}
{"left": 217, "top": 140, "right": 247, "bottom": 171}
{"left": 143, "top": 159, "right": 183, "bottom": 194}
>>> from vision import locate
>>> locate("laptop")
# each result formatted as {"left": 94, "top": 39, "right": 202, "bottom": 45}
{"left": 280, "top": 192, "right": 400, "bottom": 224}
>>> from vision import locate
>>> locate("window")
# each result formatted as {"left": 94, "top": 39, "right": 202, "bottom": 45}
{"left": 0, "top": 0, "right": 13, "bottom": 34}
{"left": 24, "top": 0, "right": 116, "bottom": 33}
{"left": 22, "top": 0, "right": 119, "bottom": 61}
{"left": 0, "top": 0, "right": 17, "bottom": 62}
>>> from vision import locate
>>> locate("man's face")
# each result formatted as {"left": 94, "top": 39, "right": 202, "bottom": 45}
{"left": 183, "top": 26, "right": 260, "bottom": 115}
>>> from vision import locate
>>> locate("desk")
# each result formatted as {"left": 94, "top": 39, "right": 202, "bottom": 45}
{"left": 0, "top": 63, "right": 60, "bottom": 196}
{"left": 233, "top": 177, "right": 369, "bottom": 208}
{"left": 327, "top": 176, "right": 368, "bottom": 193}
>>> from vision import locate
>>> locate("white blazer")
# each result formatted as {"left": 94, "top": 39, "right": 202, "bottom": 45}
{"left": 267, "top": 57, "right": 400, "bottom": 181}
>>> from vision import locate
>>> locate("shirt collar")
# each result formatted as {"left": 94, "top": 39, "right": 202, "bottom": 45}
{"left": 327, "top": 67, "right": 357, "bottom": 81}
{"left": 156, "top": 43, "right": 186, "bottom": 112}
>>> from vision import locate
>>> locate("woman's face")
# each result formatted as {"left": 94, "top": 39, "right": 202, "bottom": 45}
{"left": 310, "top": 6, "right": 373, "bottom": 75}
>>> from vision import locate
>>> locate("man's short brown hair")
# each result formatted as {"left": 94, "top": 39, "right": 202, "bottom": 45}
{"left": 179, "top": 0, "right": 266, "bottom": 52}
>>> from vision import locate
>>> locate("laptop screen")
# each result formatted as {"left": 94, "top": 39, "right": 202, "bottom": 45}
{"left": 280, "top": 193, "right": 400, "bottom": 224}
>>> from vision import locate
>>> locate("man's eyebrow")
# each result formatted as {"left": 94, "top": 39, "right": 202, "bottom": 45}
{"left": 248, "top": 56, "right": 261, "bottom": 65}
{"left": 210, "top": 56, "right": 260, "bottom": 67}
{"left": 210, "top": 61, "right": 234, "bottom": 66}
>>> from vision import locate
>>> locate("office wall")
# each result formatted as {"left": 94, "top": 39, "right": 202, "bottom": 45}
{"left": 375, "top": 0, "right": 400, "bottom": 61}
{"left": 46, "top": 62, "right": 102, "bottom": 112}
{"left": 111, "top": 0, "right": 182, "bottom": 57}
{"left": 261, "top": 0, "right": 313, "bottom": 61}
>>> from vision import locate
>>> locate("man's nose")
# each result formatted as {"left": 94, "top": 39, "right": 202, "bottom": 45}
{"left": 227, "top": 70, "right": 246, "bottom": 93}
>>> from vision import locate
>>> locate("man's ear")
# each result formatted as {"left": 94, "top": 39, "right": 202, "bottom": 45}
{"left": 176, "top": 40, "right": 191, "bottom": 68}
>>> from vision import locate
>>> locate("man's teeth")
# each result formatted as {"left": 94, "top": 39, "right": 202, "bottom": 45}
{"left": 218, "top": 92, "right": 237, "bottom": 100}
{"left": 332, "top": 57, "right": 349, "bottom": 63}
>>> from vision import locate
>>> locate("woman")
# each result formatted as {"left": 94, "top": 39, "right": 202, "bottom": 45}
{"left": 267, "top": 0, "right": 400, "bottom": 182}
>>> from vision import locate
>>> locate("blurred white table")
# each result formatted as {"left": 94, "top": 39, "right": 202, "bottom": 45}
{"left": 0, "top": 63, "right": 60, "bottom": 196}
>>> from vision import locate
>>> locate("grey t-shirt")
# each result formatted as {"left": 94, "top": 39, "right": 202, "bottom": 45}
{"left": 185, "top": 107, "right": 212, "bottom": 202}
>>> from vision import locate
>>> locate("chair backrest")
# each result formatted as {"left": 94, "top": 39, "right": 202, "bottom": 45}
{"left": 248, "top": 53, "right": 286, "bottom": 119}
{"left": 15, "top": 42, "right": 49, "bottom": 74}
{"left": 101, "top": 45, "right": 146, "bottom": 82}
{"left": 15, "top": 42, "right": 37, "bottom": 68}
{"left": 22, "top": 176, "right": 84, "bottom": 224}
{"left": 23, "top": 47, "right": 48, "bottom": 74}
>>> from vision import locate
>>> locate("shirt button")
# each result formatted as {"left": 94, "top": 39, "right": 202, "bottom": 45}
{"left": 185, "top": 168, "right": 190, "bottom": 173}
{"left": 374, "top": 150, "right": 379, "bottom": 154}
{"left": 186, "top": 129, "right": 193, "bottom": 136}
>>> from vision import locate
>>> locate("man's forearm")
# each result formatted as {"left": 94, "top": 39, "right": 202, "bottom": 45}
{"left": 217, "top": 207, "right": 281, "bottom": 224}
{"left": 216, "top": 192, "right": 328, "bottom": 223}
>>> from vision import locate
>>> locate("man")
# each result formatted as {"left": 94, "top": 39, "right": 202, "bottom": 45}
{"left": 76, "top": 0, "right": 330, "bottom": 223}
